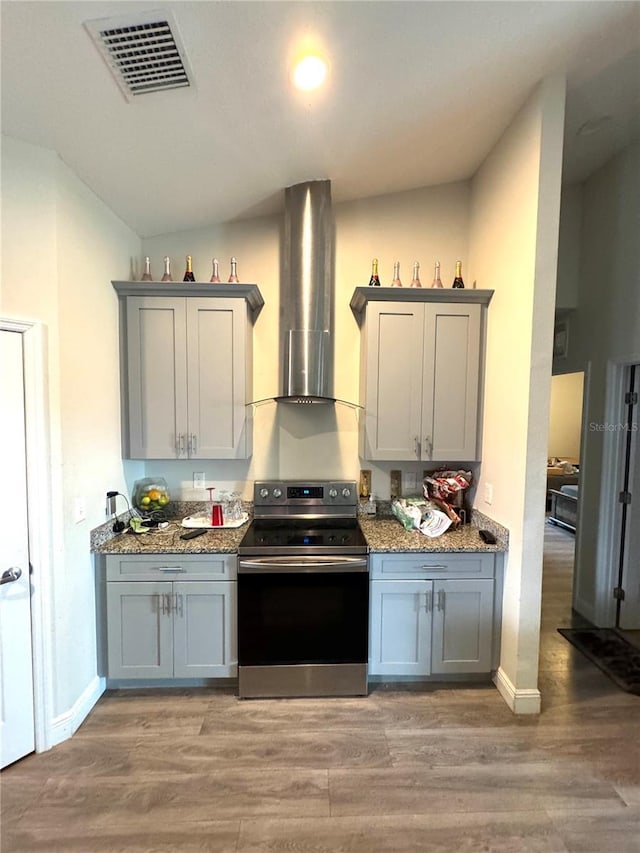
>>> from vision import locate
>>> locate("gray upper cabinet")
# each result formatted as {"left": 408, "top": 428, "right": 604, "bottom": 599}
{"left": 113, "top": 283, "right": 263, "bottom": 460}
{"left": 351, "top": 288, "right": 492, "bottom": 462}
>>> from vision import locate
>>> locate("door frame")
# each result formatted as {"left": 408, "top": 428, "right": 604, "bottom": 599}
{"left": 595, "top": 355, "right": 640, "bottom": 626}
{"left": 1, "top": 318, "right": 55, "bottom": 752}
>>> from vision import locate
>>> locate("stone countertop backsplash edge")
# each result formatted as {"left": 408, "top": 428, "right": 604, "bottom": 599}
{"left": 90, "top": 501, "right": 253, "bottom": 555}
{"left": 358, "top": 511, "right": 508, "bottom": 554}
{"left": 92, "top": 501, "right": 507, "bottom": 555}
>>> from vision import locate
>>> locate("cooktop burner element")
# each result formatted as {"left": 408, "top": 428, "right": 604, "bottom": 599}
{"left": 238, "top": 480, "right": 367, "bottom": 556}
{"left": 239, "top": 518, "right": 367, "bottom": 555}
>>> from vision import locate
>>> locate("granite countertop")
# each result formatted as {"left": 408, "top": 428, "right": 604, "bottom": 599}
{"left": 91, "top": 502, "right": 508, "bottom": 556}
{"left": 91, "top": 501, "right": 251, "bottom": 555}
{"left": 92, "top": 521, "right": 248, "bottom": 555}
{"left": 358, "top": 515, "right": 507, "bottom": 553}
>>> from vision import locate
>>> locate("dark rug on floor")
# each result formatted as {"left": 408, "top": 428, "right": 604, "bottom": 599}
{"left": 558, "top": 628, "right": 640, "bottom": 695}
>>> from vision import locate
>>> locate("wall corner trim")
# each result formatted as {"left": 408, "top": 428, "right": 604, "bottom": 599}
{"left": 48, "top": 676, "right": 105, "bottom": 749}
{"left": 493, "top": 667, "right": 541, "bottom": 715}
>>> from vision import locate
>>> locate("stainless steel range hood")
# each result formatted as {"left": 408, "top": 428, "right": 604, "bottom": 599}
{"left": 276, "top": 179, "right": 335, "bottom": 404}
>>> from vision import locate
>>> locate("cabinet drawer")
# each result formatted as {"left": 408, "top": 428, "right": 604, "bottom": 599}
{"left": 106, "top": 553, "right": 237, "bottom": 582}
{"left": 370, "top": 552, "right": 494, "bottom": 580}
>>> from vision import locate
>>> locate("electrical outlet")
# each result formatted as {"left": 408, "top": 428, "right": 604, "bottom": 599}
{"left": 404, "top": 471, "right": 417, "bottom": 492}
{"left": 484, "top": 482, "right": 493, "bottom": 505}
{"left": 193, "top": 472, "right": 206, "bottom": 489}
{"left": 73, "top": 497, "right": 86, "bottom": 524}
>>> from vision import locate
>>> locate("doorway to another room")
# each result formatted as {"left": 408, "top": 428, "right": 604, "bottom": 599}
{"left": 613, "top": 363, "right": 640, "bottom": 638}
{"left": 544, "top": 370, "right": 585, "bottom": 632}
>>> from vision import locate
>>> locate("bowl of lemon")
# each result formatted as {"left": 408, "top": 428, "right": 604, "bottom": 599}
{"left": 132, "top": 478, "right": 171, "bottom": 515}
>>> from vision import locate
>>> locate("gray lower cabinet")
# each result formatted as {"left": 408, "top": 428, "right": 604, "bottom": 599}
{"left": 105, "top": 555, "right": 237, "bottom": 680}
{"left": 369, "top": 579, "right": 433, "bottom": 675}
{"left": 369, "top": 552, "right": 498, "bottom": 677}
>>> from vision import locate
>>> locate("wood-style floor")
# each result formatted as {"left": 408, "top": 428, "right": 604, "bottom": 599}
{"left": 2, "top": 523, "right": 639, "bottom": 852}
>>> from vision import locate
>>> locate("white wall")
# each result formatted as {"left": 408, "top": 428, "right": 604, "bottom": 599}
{"left": 555, "top": 183, "right": 582, "bottom": 311}
{"left": 547, "top": 372, "right": 584, "bottom": 460}
{"left": 468, "top": 76, "right": 566, "bottom": 712}
{"left": 140, "top": 181, "right": 470, "bottom": 501}
{"left": 558, "top": 143, "right": 640, "bottom": 623}
{"left": 1, "top": 135, "right": 141, "bottom": 725}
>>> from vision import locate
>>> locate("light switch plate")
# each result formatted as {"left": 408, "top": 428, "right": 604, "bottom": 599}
{"left": 73, "top": 497, "right": 86, "bottom": 524}
{"left": 193, "top": 472, "right": 206, "bottom": 489}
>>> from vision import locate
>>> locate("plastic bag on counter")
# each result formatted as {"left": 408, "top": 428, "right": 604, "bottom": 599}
{"left": 391, "top": 498, "right": 452, "bottom": 538}
{"left": 423, "top": 469, "right": 473, "bottom": 526}
{"left": 392, "top": 498, "right": 423, "bottom": 531}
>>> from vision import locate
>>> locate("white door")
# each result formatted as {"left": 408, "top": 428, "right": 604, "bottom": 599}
{"left": 619, "top": 364, "right": 640, "bottom": 629}
{"left": 0, "top": 329, "right": 35, "bottom": 767}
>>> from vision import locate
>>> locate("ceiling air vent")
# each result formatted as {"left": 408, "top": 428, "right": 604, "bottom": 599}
{"left": 84, "top": 10, "right": 193, "bottom": 101}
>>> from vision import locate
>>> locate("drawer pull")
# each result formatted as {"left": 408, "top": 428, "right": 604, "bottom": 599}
{"left": 420, "top": 565, "right": 447, "bottom": 571}
{"left": 156, "top": 566, "right": 185, "bottom": 573}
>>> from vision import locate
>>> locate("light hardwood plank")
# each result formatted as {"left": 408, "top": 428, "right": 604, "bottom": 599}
{"left": 236, "top": 811, "right": 571, "bottom": 852}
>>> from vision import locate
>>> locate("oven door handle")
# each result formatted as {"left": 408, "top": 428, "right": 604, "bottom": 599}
{"left": 239, "top": 556, "right": 369, "bottom": 574}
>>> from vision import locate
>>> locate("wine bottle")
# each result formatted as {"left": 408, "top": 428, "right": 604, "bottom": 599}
{"left": 410, "top": 261, "right": 422, "bottom": 288}
{"left": 161, "top": 256, "right": 172, "bottom": 282}
{"left": 391, "top": 261, "right": 402, "bottom": 287}
{"left": 430, "top": 260, "right": 443, "bottom": 289}
{"left": 141, "top": 256, "right": 153, "bottom": 281}
{"left": 368, "top": 258, "right": 381, "bottom": 286}
{"left": 228, "top": 257, "right": 239, "bottom": 283}
{"left": 452, "top": 260, "right": 465, "bottom": 289}
{"left": 183, "top": 255, "right": 195, "bottom": 282}
{"left": 210, "top": 258, "right": 221, "bottom": 283}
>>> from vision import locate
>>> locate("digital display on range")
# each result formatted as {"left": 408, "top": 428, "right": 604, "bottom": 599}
{"left": 287, "top": 486, "right": 323, "bottom": 499}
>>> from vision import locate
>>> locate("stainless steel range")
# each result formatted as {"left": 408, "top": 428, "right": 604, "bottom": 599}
{"left": 237, "top": 480, "right": 369, "bottom": 699}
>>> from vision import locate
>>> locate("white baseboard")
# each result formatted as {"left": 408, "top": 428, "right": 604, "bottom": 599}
{"left": 493, "top": 667, "right": 541, "bottom": 715}
{"left": 571, "top": 591, "right": 597, "bottom": 626}
{"left": 49, "top": 676, "right": 106, "bottom": 748}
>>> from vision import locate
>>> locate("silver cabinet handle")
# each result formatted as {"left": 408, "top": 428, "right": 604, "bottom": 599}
{"left": 190, "top": 433, "right": 197, "bottom": 455}
{"left": 414, "top": 436, "right": 420, "bottom": 459}
{"left": 176, "top": 593, "right": 183, "bottom": 617}
{"left": 424, "top": 436, "right": 433, "bottom": 460}
{"left": 176, "top": 433, "right": 186, "bottom": 457}
{"left": 424, "top": 591, "right": 432, "bottom": 612}
{"left": 158, "top": 592, "right": 166, "bottom": 615}
{"left": 1, "top": 567, "right": 22, "bottom": 586}
{"left": 419, "top": 565, "right": 447, "bottom": 571}
{"left": 437, "top": 589, "right": 445, "bottom": 611}
{"left": 156, "top": 566, "right": 185, "bottom": 573}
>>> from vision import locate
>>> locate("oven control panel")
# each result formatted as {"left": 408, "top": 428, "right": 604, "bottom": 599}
{"left": 254, "top": 480, "right": 357, "bottom": 508}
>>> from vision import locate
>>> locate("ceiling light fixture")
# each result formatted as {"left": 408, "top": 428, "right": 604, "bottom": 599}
{"left": 292, "top": 55, "right": 328, "bottom": 91}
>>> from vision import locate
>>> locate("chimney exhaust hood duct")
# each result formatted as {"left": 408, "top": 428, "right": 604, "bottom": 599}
{"left": 276, "top": 179, "right": 335, "bottom": 404}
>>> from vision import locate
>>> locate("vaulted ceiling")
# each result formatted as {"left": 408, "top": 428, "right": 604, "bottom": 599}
{"left": 2, "top": 1, "right": 638, "bottom": 237}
